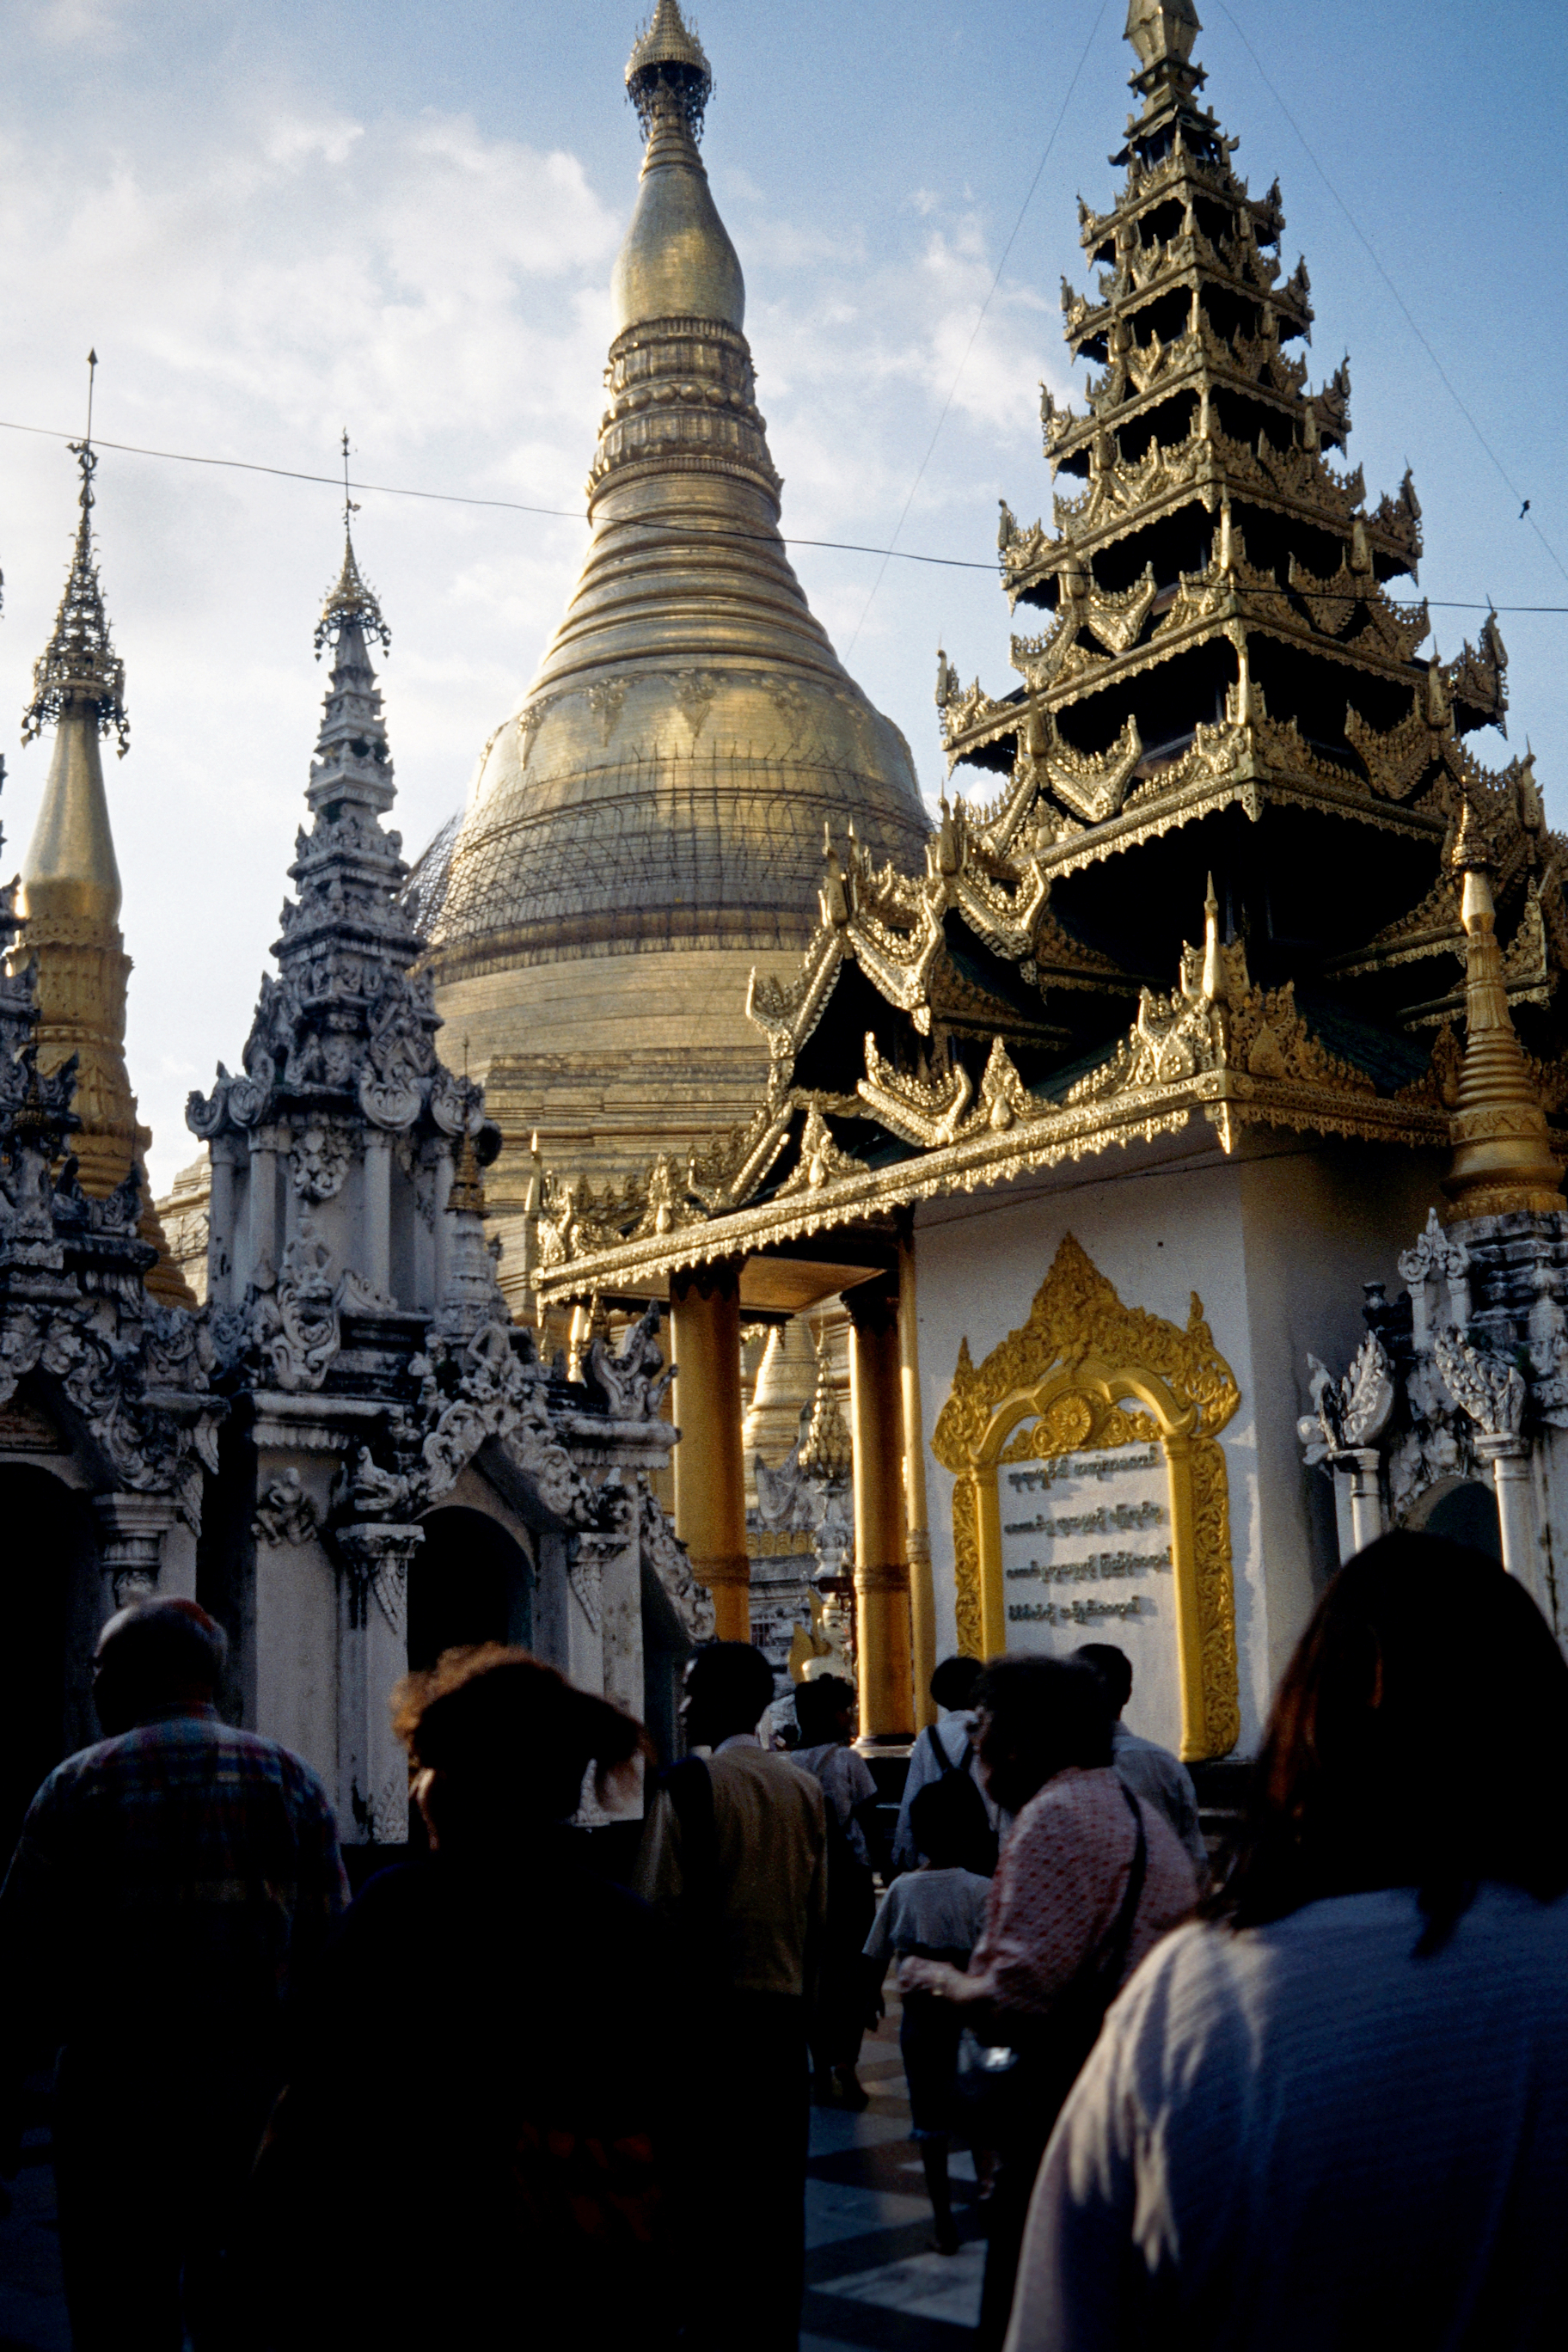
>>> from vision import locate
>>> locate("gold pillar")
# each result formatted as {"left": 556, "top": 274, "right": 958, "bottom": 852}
{"left": 848, "top": 1276, "right": 913, "bottom": 1739}
{"left": 898, "top": 1234, "right": 936, "bottom": 1730}
{"left": 670, "top": 1262, "right": 750, "bottom": 1641}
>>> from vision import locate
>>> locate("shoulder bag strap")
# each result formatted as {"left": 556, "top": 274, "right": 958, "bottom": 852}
{"left": 1098, "top": 1785, "right": 1149, "bottom": 1988}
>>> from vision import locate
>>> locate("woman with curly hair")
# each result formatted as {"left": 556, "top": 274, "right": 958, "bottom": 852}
{"left": 248, "top": 1646, "right": 674, "bottom": 2350}
{"left": 1005, "top": 1533, "right": 1568, "bottom": 2350}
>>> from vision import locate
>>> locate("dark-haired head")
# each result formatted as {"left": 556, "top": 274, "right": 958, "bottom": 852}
{"left": 909, "top": 1777, "right": 979, "bottom": 1871}
{"left": 681, "top": 1641, "right": 776, "bottom": 1750}
{"left": 972, "top": 1655, "right": 1112, "bottom": 1815}
{"left": 392, "top": 1645, "right": 649, "bottom": 1853}
{"left": 94, "top": 1597, "right": 227, "bottom": 1736}
{"left": 930, "top": 1655, "right": 984, "bottom": 1712}
{"left": 1074, "top": 1642, "right": 1133, "bottom": 1717}
{"left": 1205, "top": 1531, "right": 1568, "bottom": 1947}
{"left": 795, "top": 1674, "right": 857, "bottom": 1745}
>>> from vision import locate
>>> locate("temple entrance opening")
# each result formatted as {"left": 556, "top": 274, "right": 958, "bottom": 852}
{"left": 0, "top": 1465, "right": 100, "bottom": 1866}
{"left": 407, "top": 1508, "right": 535, "bottom": 1673}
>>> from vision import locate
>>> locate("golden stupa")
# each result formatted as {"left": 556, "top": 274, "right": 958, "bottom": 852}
{"left": 414, "top": 2, "right": 929, "bottom": 1204}
{"left": 9, "top": 438, "right": 191, "bottom": 1308}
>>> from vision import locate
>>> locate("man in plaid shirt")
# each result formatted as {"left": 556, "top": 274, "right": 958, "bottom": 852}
{"left": 0, "top": 1596, "right": 348, "bottom": 2349}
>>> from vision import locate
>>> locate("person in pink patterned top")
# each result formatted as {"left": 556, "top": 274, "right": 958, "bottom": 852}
{"left": 901, "top": 1656, "right": 1197, "bottom": 2349}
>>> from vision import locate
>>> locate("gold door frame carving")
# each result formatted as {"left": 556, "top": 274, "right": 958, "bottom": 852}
{"left": 930, "top": 1234, "right": 1241, "bottom": 1761}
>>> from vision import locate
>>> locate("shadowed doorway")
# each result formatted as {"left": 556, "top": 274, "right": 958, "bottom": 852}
{"left": 0, "top": 1465, "right": 101, "bottom": 1868}
{"left": 407, "top": 1508, "right": 535, "bottom": 1673}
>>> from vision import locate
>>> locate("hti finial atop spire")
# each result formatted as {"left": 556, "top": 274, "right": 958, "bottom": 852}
{"left": 315, "top": 431, "right": 391, "bottom": 661}
{"left": 23, "top": 352, "right": 128, "bottom": 757}
{"left": 1124, "top": 0, "right": 1204, "bottom": 109}
{"left": 627, "top": 0, "right": 712, "bottom": 140}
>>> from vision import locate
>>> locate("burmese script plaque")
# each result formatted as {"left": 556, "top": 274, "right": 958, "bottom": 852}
{"left": 1000, "top": 1437, "right": 1181, "bottom": 1751}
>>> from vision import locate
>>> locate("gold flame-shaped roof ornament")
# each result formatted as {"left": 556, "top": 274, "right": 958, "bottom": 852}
{"left": 1441, "top": 795, "right": 1565, "bottom": 1222}
{"left": 23, "top": 439, "right": 128, "bottom": 758}
{"left": 627, "top": 0, "right": 712, "bottom": 138}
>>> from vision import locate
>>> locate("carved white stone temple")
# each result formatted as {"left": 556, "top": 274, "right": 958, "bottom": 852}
{"left": 0, "top": 499, "right": 707, "bottom": 1859}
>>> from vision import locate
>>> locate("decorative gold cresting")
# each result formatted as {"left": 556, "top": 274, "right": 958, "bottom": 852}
{"left": 930, "top": 1234, "right": 1240, "bottom": 1760}
{"left": 11, "top": 420, "right": 191, "bottom": 1306}
{"left": 1440, "top": 798, "right": 1564, "bottom": 1222}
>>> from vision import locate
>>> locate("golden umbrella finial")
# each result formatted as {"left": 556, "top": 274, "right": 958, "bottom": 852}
{"left": 627, "top": 1, "right": 712, "bottom": 139}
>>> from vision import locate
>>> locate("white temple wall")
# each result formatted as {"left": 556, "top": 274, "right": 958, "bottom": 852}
{"left": 250, "top": 1495, "right": 340, "bottom": 1790}
{"left": 913, "top": 1135, "right": 1449, "bottom": 1755}
{"left": 1234, "top": 1139, "right": 1447, "bottom": 1694}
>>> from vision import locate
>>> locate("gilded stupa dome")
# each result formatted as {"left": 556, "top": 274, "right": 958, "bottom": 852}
{"left": 415, "top": 3, "right": 929, "bottom": 1207}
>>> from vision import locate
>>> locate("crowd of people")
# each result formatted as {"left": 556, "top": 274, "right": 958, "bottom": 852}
{"left": 1, "top": 1529, "right": 1565, "bottom": 2348}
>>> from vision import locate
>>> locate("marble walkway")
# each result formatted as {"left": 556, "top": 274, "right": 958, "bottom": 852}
{"left": 0, "top": 1999, "right": 983, "bottom": 2351}
{"left": 804, "top": 1996, "right": 984, "bottom": 2349}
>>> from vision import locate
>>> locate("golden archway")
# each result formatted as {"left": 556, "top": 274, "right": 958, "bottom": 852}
{"left": 930, "top": 1233, "right": 1241, "bottom": 1760}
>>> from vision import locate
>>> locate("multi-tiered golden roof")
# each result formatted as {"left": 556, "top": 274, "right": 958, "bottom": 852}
{"left": 413, "top": 3, "right": 929, "bottom": 1207}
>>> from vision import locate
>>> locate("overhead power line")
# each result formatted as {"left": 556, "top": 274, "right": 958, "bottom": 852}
{"left": 1215, "top": 0, "right": 1568, "bottom": 591}
{"left": 0, "top": 413, "right": 1564, "bottom": 616}
{"left": 844, "top": 0, "right": 1116, "bottom": 655}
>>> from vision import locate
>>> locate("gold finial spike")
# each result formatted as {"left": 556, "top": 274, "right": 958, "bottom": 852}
{"left": 1440, "top": 799, "right": 1564, "bottom": 1223}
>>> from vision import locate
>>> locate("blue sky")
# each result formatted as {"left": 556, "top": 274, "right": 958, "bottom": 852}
{"left": 1, "top": 0, "right": 1563, "bottom": 1191}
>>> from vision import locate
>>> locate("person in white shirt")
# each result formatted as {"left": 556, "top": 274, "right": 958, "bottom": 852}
{"left": 865, "top": 1779, "right": 993, "bottom": 2253}
{"left": 1075, "top": 1640, "right": 1209, "bottom": 1885}
{"left": 891, "top": 1655, "right": 1000, "bottom": 1875}
{"left": 1008, "top": 1534, "right": 1568, "bottom": 2352}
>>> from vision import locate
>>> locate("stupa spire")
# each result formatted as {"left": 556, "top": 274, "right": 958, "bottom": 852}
{"left": 612, "top": 0, "right": 742, "bottom": 334}
{"left": 418, "top": 5, "right": 928, "bottom": 1204}
{"left": 1441, "top": 800, "right": 1563, "bottom": 1222}
{"left": 9, "top": 412, "right": 191, "bottom": 1304}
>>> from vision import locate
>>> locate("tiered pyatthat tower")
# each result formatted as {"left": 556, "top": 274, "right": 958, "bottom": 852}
{"left": 9, "top": 442, "right": 190, "bottom": 1307}
{"left": 935, "top": 0, "right": 1525, "bottom": 1033}
{"left": 414, "top": 1, "right": 929, "bottom": 1216}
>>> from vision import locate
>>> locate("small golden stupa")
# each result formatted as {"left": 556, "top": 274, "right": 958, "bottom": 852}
{"left": 414, "top": 2, "right": 929, "bottom": 1204}
{"left": 9, "top": 435, "right": 191, "bottom": 1308}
